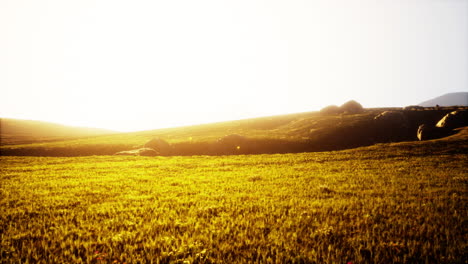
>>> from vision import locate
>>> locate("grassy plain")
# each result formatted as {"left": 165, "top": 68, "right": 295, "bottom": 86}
{"left": 1, "top": 131, "right": 467, "bottom": 263}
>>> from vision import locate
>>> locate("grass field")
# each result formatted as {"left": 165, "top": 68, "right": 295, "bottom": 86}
{"left": 1, "top": 131, "right": 467, "bottom": 263}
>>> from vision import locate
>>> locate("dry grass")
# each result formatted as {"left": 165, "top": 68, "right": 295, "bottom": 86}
{"left": 1, "top": 135, "right": 466, "bottom": 263}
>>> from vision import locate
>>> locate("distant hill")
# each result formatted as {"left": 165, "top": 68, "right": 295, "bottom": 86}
{"left": 419, "top": 92, "right": 468, "bottom": 107}
{"left": 0, "top": 118, "right": 117, "bottom": 145}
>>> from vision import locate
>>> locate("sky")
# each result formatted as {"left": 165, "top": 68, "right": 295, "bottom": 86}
{"left": 1, "top": 0, "right": 467, "bottom": 132}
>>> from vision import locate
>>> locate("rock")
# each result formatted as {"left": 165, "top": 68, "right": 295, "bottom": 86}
{"left": 403, "top": 105, "right": 424, "bottom": 111}
{"left": 320, "top": 105, "right": 342, "bottom": 115}
{"left": 374, "top": 111, "right": 409, "bottom": 128}
{"left": 417, "top": 124, "right": 450, "bottom": 141}
{"left": 436, "top": 110, "right": 468, "bottom": 130}
{"left": 115, "top": 149, "right": 140, "bottom": 156}
{"left": 144, "top": 138, "right": 172, "bottom": 155}
{"left": 373, "top": 111, "right": 410, "bottom": 141}
{"left": 115, "top": 148, "right": 159, "bottom": 156}
{"left": 139, "top": 148, "right": 159, "bottom": 156}
{"left": 340, "top": 100, "right": 363, "bottom": 114}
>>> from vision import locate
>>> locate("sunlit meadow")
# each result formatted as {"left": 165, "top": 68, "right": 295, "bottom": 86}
{"left": 1, "top": 142, "right": 466, "bottom": 263}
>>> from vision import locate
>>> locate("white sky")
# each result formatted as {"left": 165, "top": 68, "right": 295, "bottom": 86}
{"left": 1, "top": 0, "right": 467, "bottom": 132}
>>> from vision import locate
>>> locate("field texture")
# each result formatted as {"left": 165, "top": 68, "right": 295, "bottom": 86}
{"left": 1, "top": 138, "right": 467, "bottom": 263}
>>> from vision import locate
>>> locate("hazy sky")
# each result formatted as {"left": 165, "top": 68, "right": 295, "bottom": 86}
{"left": 1, "top": 0, "right": 467, "bottom": 132}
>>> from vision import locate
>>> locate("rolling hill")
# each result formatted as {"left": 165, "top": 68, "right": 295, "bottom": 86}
{"left": 1, "top": 106, "right": 466, "bottom": 156}
{"left": 0, "top": 118, "right": 117, "bottom": 145}
{"left": 418, "top": 92, "right": 468, "bottom": 107}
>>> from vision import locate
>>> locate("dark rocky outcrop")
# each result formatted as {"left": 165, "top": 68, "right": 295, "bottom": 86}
{"left": 436, "top": 110, "right": 468, "bottom": 130}
{"left": 417, "top": 124, "right": 451, "bottom": 141}
{"left": 417, "top": 109, "right": 468, "bottom": 141}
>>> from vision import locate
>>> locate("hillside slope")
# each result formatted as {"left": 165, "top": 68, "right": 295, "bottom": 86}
{"left": 419, "top": 92, "right": 468, "bottom": 107}
{"left": 2, "top": 107, "right": 465, "bottom": 156}
{"left": 0, "top": 118, "right": 117, "bottom": 145}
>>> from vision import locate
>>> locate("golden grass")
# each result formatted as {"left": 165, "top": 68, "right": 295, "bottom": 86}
{"left": 1, "top": 136, "right": 466, "bottom": 263}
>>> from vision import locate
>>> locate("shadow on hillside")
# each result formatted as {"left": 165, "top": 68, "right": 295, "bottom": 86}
{"left": 1, "top": 107, "right": 466, "bottom": 157}
{"left": 0, "top": 144, "right": 131, "bottom": 157}
{"left": 170, "top": 113, "right": 463, "bottom": 156}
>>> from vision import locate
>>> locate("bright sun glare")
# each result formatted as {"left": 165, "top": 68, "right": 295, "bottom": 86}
{"left": 1, "top": 0, "right": 467, "bottom": 131}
